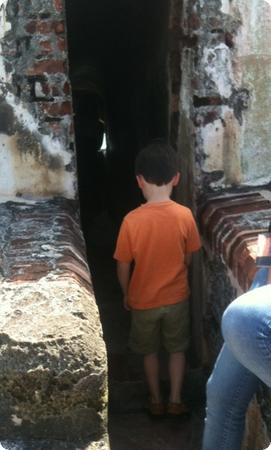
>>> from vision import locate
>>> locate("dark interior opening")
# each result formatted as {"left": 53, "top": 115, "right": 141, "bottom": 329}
{"left": 65, "top": 0, "right": 170, "bottom": 227}
{"left": 65, "top": 0, "right": 171, "bottom": 313}
{"left": 65, "top": 0, "right": 171, "bottom": 396}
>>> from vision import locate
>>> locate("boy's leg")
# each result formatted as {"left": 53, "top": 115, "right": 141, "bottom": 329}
{"left": 144, "top": 352, "right": 161, "bottom": 403}
{"left": 129, "top": 308, "right": 164, "bottom": 412}
{"left": 162, "top": 301, "right": 190, "bottom": 410}
{"left": 168, "top": 351, "right": 186, "bottom": 403}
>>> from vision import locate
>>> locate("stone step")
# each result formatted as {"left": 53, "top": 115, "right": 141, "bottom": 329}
{"left": 109, "top": 363, "right": 208, "bottom": 413}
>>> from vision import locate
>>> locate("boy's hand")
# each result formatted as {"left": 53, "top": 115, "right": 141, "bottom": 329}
{"left": 123, "top": 294, "right": 130, "bottom": 311}
{"left": 116, "top": 261, "right": 131, "bottom": 309}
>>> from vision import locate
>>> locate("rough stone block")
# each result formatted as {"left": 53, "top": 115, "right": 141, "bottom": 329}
{"left": 0, "top": 276, "right": 108, "bottom": 443}
{"left": 0, "top": 199, "right": 108, "bottom": 447}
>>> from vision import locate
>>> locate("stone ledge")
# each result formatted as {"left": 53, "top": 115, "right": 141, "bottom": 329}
{"left": 0, "top": 198, "right": 108, "bottom": 445}
{"left": 200, "top": 191, "right": 271, "bottom": 291}
{"left": 0, "top": 439, "right": 108, "bottom": 449}
{"left": 0, "top": 198, "right": 91, "bottom": 287}
{"left": 201, "top": 191, "right": 271, "bottom": 449}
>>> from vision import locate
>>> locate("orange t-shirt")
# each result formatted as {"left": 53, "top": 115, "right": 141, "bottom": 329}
{"left": 114, "top": 200, "right": 201, "bottom": 310}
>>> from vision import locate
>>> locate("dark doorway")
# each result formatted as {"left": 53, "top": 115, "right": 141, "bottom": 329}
{"left": 65, "top": 0, "right": 171, "bottom": 227}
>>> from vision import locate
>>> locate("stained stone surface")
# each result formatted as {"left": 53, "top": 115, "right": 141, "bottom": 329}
{"left": 0, "top": 438, "right": 108, "bottom": 450}
{"left": 0, "top": 199, "right": 108, "bottom": 447}
{"left": 0, "top": 278, "right": 107, "bottom": 441}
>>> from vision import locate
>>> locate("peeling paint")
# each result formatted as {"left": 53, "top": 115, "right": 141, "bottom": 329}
{"left": 0, "top": 135, "right": 17, "bottom": 195}
{"left": 202, "top": 44, "right": 234, "bottom": 98}
{"left": 0, "top": 1, "right": 76, "bottom": 200}
{"left": 0, "top": 1, "right": 11, "bottom": 83}
{"left": 201, "top": 119, "right": 224, "bottom": 173}
{"left": 200, "top": 106, "right": 242, "bottom": 187}
{"left": 5, "top": 92, "right": 72, "bottom": 167}
{"left": 10, "top": 416, "right": 22, "bottom": 427}
{"left": 0, "top": 98, "right": 76, "bottom": 198}
{"left": 233, "top": 0, "right": 271, "bottom": 186}
{"left": 220, "top": 0, "right": 230, "bottom": 14}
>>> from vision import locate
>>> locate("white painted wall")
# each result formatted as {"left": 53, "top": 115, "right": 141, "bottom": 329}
{"left": 0, "top": 2, "right": 76, "bottom": 201}
{"left": 197, "top": 0, "right": 271, "bottom": 189}
{"left": 234, "top": 0, "right": 271, "bottom": 186}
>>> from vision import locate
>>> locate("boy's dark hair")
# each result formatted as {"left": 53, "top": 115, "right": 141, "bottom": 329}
{"left": 135, "top": 140, "right": 178, "bottom": 186}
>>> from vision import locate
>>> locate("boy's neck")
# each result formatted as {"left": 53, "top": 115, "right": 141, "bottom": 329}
{"left": 143, "top": 183, "right": 173, "bottom": 204}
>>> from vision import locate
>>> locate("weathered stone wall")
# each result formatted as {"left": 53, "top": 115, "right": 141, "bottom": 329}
{"left": 175, "top": 0, "right": 271, "bottom": 200}
{"left": 171, "top": 1, "right": 271, "bottom": 448}
{"left": 0, "top": 0, "right": 76, "bottom": 200}
{"left": 0, "top": 199, "right": 108, "bottom": 449}
{"left": 0, "top": 1, "right": 108, "bottom": 448}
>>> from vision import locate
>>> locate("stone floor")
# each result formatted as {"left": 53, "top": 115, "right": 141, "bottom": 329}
{"left": 108, "top": 361, "right": 206, "bottom": 450}
{"left": 109, "top": 408, "right": 204, "bottom": 450}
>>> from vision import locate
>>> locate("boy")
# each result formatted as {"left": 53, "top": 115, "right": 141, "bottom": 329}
{"left": 113, "top": 141, "right": 201, "bottom": 416}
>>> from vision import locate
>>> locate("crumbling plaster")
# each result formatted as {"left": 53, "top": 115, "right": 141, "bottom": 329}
{"left": 234, "top": 0, "right": 271, "bottom": 186}
{"left": 179, "top": 0, "right": 271, "bottom": 195}
{"left": 0, "top": 0, "right": 76, "bottom": 202}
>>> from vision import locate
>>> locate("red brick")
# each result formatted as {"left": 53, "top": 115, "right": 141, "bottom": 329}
{"left": 188, "top": 13, "right": 201, "bottom": 30}
{"left": 57, "top": 258, "right": 91, "bottom": 284}
{"left": 54, "top": 0, "right": 63, "bottom": 13}
{"left": 57, "top": 36, "right": 66, "bottom": 52}
{"left": 25, "top": 20, "right": 37, "bottom": 34}
{"left": 9, "top": 238, "right": 33, "bottom": 248}
{"left": 41, "top": 101, "right": 72, "bottom": 116}
{"left": 200, "top": 192, "right": 271, "bottom": 291}
{"left": 25, "top": 20, "right": 65, "bottom": 36}
{"left": 63, "top": 81, "right": 71, "bottom": 95}
{"left": 27, "top": 59, "right": 65, "bottom": 75}
{"left": 54, "top": 21, "right": 65, "bottom": 34}
{"left": 25, "top": 20, "right": 52, "bottom": 34}
{"left": 39, "top": 40, "right": 53, "bottom": 55}
{"left": 8, "top": 262, "right": 50, "bottom": 282}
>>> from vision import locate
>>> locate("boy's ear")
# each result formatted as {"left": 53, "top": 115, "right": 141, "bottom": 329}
{"left": 136, "top": 175, "right": 144, "bottom": 189}
{"left": 172, "top": 172, "right": 180, "bottom": 186}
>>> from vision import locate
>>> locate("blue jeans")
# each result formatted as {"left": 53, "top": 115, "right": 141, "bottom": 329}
{"left": 202, "top": 268, "right": 271, "bottom": 450}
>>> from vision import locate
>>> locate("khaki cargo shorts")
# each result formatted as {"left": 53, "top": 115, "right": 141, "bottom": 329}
{"left": 129, "top": 300, "right": 190, "bottom": 355}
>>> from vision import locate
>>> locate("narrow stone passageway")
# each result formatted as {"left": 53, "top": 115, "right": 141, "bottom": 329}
{"left": 84, "top": 212, "right": 206, "bottom": 450}
{"left": 64, "top": 1, "right": 207, "bottom": 446}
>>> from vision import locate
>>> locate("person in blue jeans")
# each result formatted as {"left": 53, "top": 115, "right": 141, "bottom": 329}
{"left": 202, "top": 267, "right": 271, "bottom": 450}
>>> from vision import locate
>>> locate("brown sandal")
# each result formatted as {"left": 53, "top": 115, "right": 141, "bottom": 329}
{"left": 167, "top": 401, "right": 190, "bottom": 416}
{"left": 148, "top": 401, "right": 165, "bottom": 417}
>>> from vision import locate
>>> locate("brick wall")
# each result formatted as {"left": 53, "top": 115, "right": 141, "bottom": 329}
{"left": 0, "top": 0, "right": 76, "bottom": 200}
{"left": 201, "top": 191, "right": 271, "bottom": 449}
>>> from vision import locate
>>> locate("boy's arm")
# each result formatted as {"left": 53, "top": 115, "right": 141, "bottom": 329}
{"left": 117, "top": 261, "right": 131, "bottom": 310}
{"left": 185, "top": 253, "right": 192, "bottom": 266}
